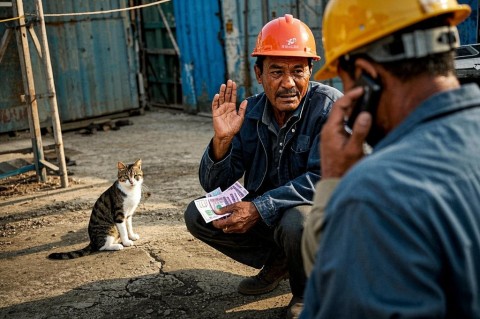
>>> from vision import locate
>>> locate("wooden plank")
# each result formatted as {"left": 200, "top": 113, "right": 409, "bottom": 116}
{"left": 35, "top": 0, "right": 68, "bottom": 187}
{"left": 0, "top": 28, "right": 12, "bottom": 64}
{"left": 13, "top": 0, "right": 47, "bottom": 182}
{"left": 39, "top": 159, "right": 59, "bottom": 172}
{"left": 157, "top": 5, "right": 180, "bottom": 57}
{"left": 27, "top": 27, "right": 42, "bottom": 59}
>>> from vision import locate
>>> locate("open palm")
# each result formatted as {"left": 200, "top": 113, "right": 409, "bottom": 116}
{"left": 212, "top": 80, "right": 247, "bottom": 141}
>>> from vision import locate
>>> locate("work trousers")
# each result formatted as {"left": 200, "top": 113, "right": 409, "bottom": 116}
{"left": 184, "top": 200, "right": 309, "bottom": 297}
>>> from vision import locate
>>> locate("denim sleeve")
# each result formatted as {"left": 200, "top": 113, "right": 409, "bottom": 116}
{"left": 301, "top": 200, "right": 444, "bottom": 318}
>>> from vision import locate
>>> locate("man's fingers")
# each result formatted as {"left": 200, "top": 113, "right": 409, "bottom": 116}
{"left": 329, "top": 87, "right": 364, "bottom": 126}
{"left": 218, "top": 83, "right": 226, "bottom": 106}
{"left": 224, "top": 80, "right": 233, "bottom": 103}
{"left": 238, "top": 100, "right": 248, "bottom": 117}
{"left": 230, "top": 81, "right": 237, "bottom": 104}
{"left": 211, "top": 94, "right": 220, "bottom": 112}
{"left": 212, "top": 214, "right": 232, "bottom": 230}
{"left": 348, "top": 112, "right": 372, "bottom": 149}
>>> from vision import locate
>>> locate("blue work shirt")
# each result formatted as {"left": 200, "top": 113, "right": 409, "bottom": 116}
{"left": 199, "top": 81, "right": 342, "bottom": 226}
{"left": 302, "top": 84, "right": 480, "bottom": 318}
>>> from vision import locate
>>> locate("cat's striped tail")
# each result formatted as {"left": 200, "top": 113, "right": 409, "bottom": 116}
{"left": 48, "top": 244, "right": 94, "bottom": 260}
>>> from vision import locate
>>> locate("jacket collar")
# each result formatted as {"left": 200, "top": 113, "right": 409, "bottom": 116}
{"left": 376, "top": 83, "right": 480, "bottom": 150}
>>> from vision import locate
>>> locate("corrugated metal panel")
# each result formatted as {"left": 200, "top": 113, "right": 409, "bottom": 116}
{"left": 0, "top": 0, "right": 139, "bottom": 133}
{"left": 173, "top": 0, "right": 226, "bottom": 113}
{"left": 0, "top": 17, "right": 28, "bottom": 132}
{"left": 0, "top": 3, "right": 50, "bottom": 132}
{"left": 45, "top": 0, "right": 139, "bottom": 121}
{"left": 222, "top": 0, "right": 262, "bottom": 100}
{"left": 457, "top": 0, "right": 478, "bottom": 45}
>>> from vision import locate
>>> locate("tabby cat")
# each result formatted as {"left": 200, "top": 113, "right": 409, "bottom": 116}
{"left": 48, "top": 159, "right": 143, "bottom": 260}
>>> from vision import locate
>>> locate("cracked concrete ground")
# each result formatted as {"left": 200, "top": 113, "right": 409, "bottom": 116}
{"left": 0, "top": 109, "right": 292, "bottom": 319}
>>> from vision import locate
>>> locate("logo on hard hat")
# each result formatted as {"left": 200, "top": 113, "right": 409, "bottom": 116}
{"left": 282, "top": 37, "right": 299, "bottom": 49}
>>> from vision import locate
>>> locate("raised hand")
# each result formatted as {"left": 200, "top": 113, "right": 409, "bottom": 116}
{"left": 211, "top": 80, "right": 247, "bottom": 160}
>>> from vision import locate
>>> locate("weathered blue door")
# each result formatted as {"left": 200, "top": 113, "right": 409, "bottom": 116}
{"left": 173, "top": 0, "right": 227, "bottom": 113}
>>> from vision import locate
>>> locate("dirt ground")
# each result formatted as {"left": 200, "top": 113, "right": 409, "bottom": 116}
{"left": 0, "top": 108, "right": 292, "bottom": 319}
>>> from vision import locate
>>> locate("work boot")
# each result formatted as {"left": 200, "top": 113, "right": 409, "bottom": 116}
{"left": 237, "top": 257, "right": 288, "bottom": 295}
{"left": 285, "top": 296, "right": 304, "bottom": 319}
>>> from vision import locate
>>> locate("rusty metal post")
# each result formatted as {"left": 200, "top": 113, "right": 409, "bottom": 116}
{"left": 12, "top": 0, "right": 46, "bottom": 182}
{"left": 35, "top": 0, "right": 68, "bottom": 188}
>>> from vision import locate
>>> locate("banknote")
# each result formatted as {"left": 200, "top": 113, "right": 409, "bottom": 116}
{"left": 206, "top": 187, "right": 222, "bottom": 198}
{"left": 195, "top": 182, "right": 249, "bottom": 223}
{"left": 225, "top": 181, "right": 248, "bottom": 199}
{"left": 194, "top": 197, "right": 226, "bottom": 223}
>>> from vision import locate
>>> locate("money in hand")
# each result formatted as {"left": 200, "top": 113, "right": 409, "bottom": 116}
{"left": 195, "top": 182, "right": 248, "bottom": 223}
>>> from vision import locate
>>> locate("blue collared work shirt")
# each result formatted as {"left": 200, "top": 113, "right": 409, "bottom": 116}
{"left": 302, "top": 84, "right": 480, "bottom": 318}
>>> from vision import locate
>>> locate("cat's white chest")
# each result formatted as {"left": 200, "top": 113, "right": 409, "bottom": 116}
{"left": 118, "top": 184, "right": 141, "bottom": 216}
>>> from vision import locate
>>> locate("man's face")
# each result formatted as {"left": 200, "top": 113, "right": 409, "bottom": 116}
{"left": 255, "top": 56, "right": 311, "bottom": 113}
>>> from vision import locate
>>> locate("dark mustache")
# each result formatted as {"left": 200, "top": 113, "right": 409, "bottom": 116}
{"left": 276, "top": 89, "right": 299, "bottom": 98}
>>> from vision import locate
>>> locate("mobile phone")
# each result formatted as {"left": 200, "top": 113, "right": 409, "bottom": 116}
{"left": 346, "top": 73, "right": 382, "bottom": 130}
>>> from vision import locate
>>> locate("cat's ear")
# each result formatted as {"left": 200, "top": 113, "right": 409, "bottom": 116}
{"left": 117, "top": 162, "right": 127, "bottom": 170}
{"left": 134, "top": 159, "right": 142, "bottom": 169}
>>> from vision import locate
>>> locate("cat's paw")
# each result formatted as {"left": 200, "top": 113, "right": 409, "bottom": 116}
{"left": 101, "top": 243, "right": 124, "bottom": 251}
{"left": 129, "top": 233, "right": 140, "bottom": 241}
{"left": 122, "top": 239, "right": 134, "bottom": 247}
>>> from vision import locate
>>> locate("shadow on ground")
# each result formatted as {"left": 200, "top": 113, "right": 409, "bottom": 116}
{"left": 0, "top": 269, "right": 289, "bottom": 319}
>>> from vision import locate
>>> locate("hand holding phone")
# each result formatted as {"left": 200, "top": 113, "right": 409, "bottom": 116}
{"left": 346, "top": 73, "right": 382, "bottom": 130}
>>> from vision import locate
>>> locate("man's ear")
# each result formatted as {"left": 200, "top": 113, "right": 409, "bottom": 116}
{"left": 354, "top": 58, "right": 378, "bottom": 80}
{"left": 254, "top": 64, "right": 263, "bottom": 84}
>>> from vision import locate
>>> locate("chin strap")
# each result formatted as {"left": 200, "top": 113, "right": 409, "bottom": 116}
{"left": 348, "top": 26, "right": 460, "bottom": 63}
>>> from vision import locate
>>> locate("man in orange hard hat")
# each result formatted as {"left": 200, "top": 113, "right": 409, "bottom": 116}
{"left": 184, "top": 14, "right": 342, "bottom": 318}
{"left": 301, "top": 0, "right": 480, "bottom": 318}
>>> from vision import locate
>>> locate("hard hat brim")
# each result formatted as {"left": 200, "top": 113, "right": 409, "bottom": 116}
{"left": 251, "top": 51, "right": 321, "bottom": 61}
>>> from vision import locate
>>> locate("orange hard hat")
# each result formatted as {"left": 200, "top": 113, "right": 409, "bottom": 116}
{"left": 251, "top": 14, "right": 320, "bottom": 60}
{"left": 315, "top": 0, "right": 471, "bottom": 80}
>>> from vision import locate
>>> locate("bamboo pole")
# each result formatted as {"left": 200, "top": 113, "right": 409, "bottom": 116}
{"left": 35, "top": 0, "right": 68, "bottom": 188}
{"left": 13, "top": 0, "right": 46, "bottom": 182}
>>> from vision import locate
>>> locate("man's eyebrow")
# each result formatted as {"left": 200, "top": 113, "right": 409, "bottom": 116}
{"left": 268, "top": 63, "right": 306, "bottom": 69}
{"left": 269, "top": 64, "right": 284, "bottom": 70}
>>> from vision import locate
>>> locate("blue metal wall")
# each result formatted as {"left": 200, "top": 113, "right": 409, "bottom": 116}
{"left": 458, "top": 0, "right": 479, "bottom": 44}
{"left": 0, "top": 0, "right": 139, "bottom": 133}
{"left": 173, "top": 0, "right": 226, "bottom": 113}
{"left": 0, "top": 2, "right": 50, "bottom": 133}
{"left": 45, "top": 0, "right": 139, "bottom": 121}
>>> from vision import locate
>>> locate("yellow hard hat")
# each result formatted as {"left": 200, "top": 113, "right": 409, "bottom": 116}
{"left": 315, "top": 0, "right": 471, "bottom": 80}
{"left": 252, "top": 14, "right": 321, "bottom": 60}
